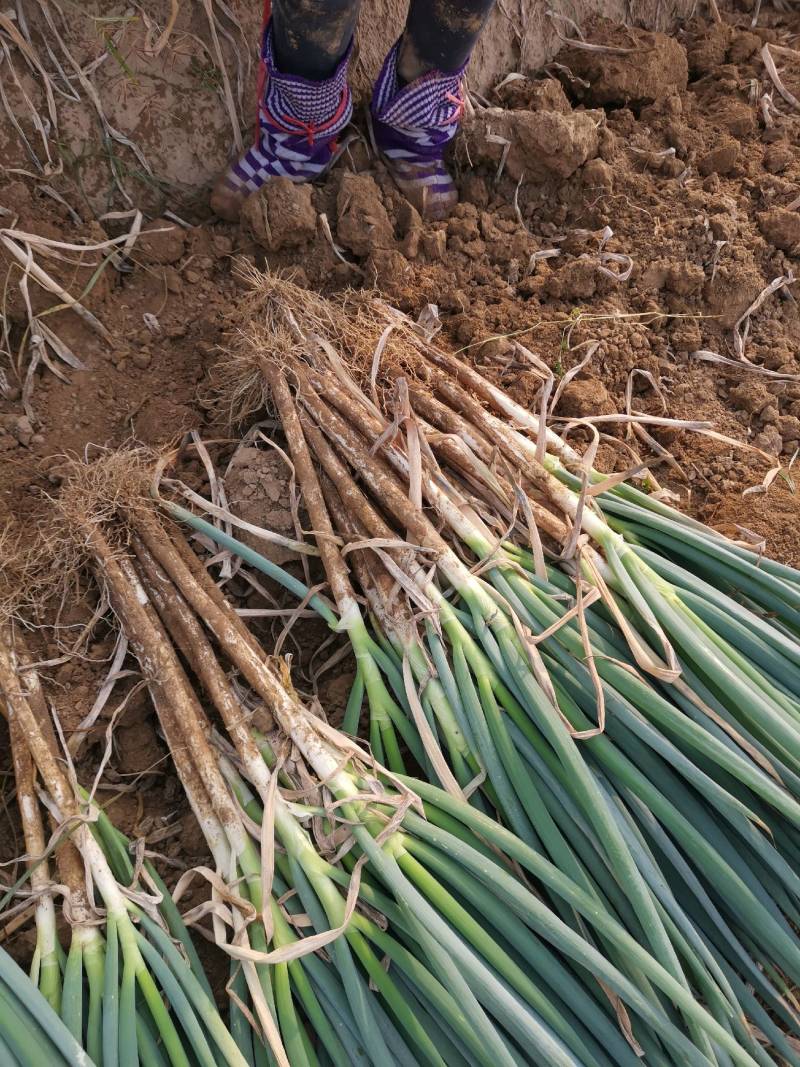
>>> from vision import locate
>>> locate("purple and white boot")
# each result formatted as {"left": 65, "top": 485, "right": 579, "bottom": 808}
{"left": 370, "top": 39, "right": 466, "bottom": 221}
{"left": 211, "top": 25, "right": 353, "bottom": 221}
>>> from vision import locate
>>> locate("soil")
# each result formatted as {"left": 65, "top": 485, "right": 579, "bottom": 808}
{"left": 1, "top": 0, "right": 800, "bottom": 962}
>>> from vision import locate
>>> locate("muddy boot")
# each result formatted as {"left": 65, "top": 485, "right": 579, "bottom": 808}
{"left": 370, "top": 38, "right": 466, "bottom": 221}
{"left": 211, "top": 25, "right": 353, "bottom": 221}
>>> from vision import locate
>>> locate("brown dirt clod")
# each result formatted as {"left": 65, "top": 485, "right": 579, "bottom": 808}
{"left": 557, "top": 376, "right": 616, "bottom": 418}
{"left": 460, "top": 106, "right": 601, "bottom": 183}
{"left": 763, "top": 142, "right": 796, "bottom": 175}
{"left": 241, "top": 178, "right": 318, "bottom": 252}
{"left": 758, "top": 209, "right": 800, "bottom": 256}
{"left": 698, "top": 140, "right": 741, "bottom": 176}
{"left": 560, "top": 20, "right": 689, "bottom": 107}
{"left": 496, "top": 77, "right": 572, "bottom": 114}
{"left": 336, "top": 172, "right": 396, "bottom": 257}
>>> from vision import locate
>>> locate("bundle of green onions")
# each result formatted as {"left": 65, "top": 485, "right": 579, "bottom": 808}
{"left": 52, "top": 485, "right": 569, "bottom": 1067}
{"left": 0, "top": 622, "right": 249, "bottom": 1067}
{"left": 50, "top": 476, "right": 789, "bottom": 1067}
{"left": 151, "top": 266, "right": 800, "bottom": 1064}
{"left": 12, "top": 262, "right": 800, "bottom": 1065}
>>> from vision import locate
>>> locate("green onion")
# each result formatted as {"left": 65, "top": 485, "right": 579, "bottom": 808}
{"left": 0, "top": 626, "right": 249, "bottom": 1067}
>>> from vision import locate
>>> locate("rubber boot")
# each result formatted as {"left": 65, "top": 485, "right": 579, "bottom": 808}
{"left": 211, "top": 23, "right": 352, "bottom": 220}
{"left": 370, "top": 38, "right": 466, "bottom": 221}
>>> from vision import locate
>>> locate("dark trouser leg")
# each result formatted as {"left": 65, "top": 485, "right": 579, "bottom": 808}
{"left": 399, "top": 0, "right": 497, "bottom": 81}
{"left": 271, "top": 0, "right": 363, "bottom": 79}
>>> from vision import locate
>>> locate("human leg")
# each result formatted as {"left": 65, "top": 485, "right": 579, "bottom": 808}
{"left": 210, "top": 0, "right": 360, "bottom": 220}
{"left": 370, "top": 0, "right": 496, "bottom": 219}
{"left": 400, "top": 0, "right": 497, "bottom": 80}
{"left": 271, "top": 0, "right": 361, "bottom": 79}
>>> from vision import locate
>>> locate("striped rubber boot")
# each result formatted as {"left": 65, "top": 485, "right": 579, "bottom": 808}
{"left": 211, "top": 24, "right": 353, "bottom": 219}
{"left": 370, "top": 39, "right": 466, "bottom": 221}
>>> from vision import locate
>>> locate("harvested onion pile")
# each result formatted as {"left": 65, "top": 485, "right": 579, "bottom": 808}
{"left": 3, "top": 265, "right": 800, "bottom": 1066}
